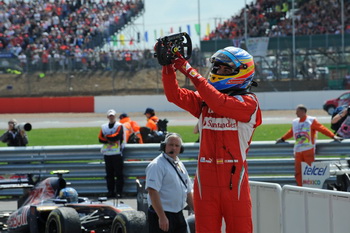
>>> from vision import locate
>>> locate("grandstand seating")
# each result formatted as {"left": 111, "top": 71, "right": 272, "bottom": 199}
{"left": 202, "top": 0, "right": 350, "bottom": 87}
{"left": 205, "top": 0, "right": 350, "bottom": 40}
{"left": 0, "top": 0, "right": 349, "bottom": 95}
{"left": 0, "top": 0, "right": 144, "bottom": 73}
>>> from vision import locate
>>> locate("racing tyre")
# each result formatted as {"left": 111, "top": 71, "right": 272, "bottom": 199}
{"left": 186, "top": 214, "right": 195, "bottom": 233}
{"left": 111, "top": 210, "right": 147, "bottom": 233}
{"left": 45, "top": 207, "right": 81, "bottom": 233}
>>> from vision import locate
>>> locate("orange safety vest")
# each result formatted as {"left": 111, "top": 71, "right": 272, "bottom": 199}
{"left": 146, "top": 115, "right": 159, "bottom": 131}
{"left": 120, "top": 117, "right": 143, "bottom": 143}
{"left": 149, "top": 115, "right": 159, "bottom": 123}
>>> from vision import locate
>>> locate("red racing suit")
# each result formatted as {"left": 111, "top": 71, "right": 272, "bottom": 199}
{"left": 162, "top": 65, "right": 262, "bottom": 233}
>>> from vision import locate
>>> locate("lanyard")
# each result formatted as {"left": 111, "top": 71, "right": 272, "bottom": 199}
{"left": 163, "top": 154, "right": 188, "bottom": 189}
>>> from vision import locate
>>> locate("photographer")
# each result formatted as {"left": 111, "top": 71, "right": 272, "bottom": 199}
{"left": 0, "top": 119, "right": 28, "bottom": 147}
{"left": 331, "top": 105, "right": 350, "bottom": 137}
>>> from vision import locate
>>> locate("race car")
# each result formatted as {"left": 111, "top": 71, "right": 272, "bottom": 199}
{"left": 0, "top": 171, "right": 147, "bottom": 233}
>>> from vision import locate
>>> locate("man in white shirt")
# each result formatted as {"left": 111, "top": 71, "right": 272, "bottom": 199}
{"left": 146, "top": 133, "right": 194, "bottom": 233}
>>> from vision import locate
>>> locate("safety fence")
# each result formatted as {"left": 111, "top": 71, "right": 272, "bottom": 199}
{"left": 0, "top": 140, "right": 349, "bottom": 197}
{"left": 250, "top": 181, "right": 350, "bottom": 233}
{"left": 250, "top": 181, "right": 282, "bottom": 233}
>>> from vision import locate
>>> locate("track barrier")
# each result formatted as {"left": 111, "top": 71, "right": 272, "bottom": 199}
{"left": 1, "top": 140, "right": 350, "bottom": 232}
{"left": 0, "top": 140, "right": 349, "bottom": 196}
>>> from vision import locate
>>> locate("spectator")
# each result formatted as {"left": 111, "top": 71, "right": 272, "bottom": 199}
{"left": 0, "top": 119, "right": 28, "bottom": 147}
{"left": 41, "top": 49, "right": 50, "bottom": 73}
{"left": 160, "top": 46, "right": 261, "bottom": 232}
{"left": 206, "top": 0, "right": 350, "bottom": 40}
{"left": 276, "top": 104, "right": 341, "bottom": 186}
{"left": 331, "top": 105, "right": 350, "bottom": 138}
{"left": 0, "top": 0, "right": 145, "bottom": 72}
{"left": 98, "top": 109, "right": 126, "bottom": 198}
{"left": 18, "top": 52, "right": 27, "bottom": 72}
{"left": 145, "top": 133, "right": 194, "bottom": 233}
{"left": 124, "top": 50, "right": 132, "bottom": 71}
{"left": 119, "top": 113, "right": 143, "bottom": 143}
{"left": 343, "top": 73, "right": 350, "bottom": 89}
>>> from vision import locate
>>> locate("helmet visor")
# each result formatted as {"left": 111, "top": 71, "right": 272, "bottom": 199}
{"left": 210, "top": 62, "right": 238, "bottom": 76}
{"left": 209, "top": 50, "right": 242, "bottom": 70}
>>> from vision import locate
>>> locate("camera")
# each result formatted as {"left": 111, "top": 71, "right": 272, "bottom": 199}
{"left": 16, "top": 122, "right": 32, "bottom": 131}
{"left": 154, "top": 32, "right": 192, "bottom": 66}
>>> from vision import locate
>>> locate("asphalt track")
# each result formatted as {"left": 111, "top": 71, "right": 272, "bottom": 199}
{"left": 0, "top": 109, "right": 331, "bottom": 129}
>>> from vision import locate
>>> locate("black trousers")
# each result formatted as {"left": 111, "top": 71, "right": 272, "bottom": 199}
{"left": 104, "top": 154, "right": 124, "bottom": 195}
{"left": 148, "top": 206, "right": 187, "bottom": 233}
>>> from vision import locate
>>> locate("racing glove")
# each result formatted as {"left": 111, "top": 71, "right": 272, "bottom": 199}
{"left": 173, "top": 53, "right": 202, "bottom": 80}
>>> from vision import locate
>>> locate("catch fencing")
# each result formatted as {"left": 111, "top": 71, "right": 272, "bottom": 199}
{"left": 0, "top": 140, "right": 349, "bottom": 196}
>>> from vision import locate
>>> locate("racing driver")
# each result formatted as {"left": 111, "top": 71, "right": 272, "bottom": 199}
{"left": 160, "top": 46, "right": 262, "bottom": 233}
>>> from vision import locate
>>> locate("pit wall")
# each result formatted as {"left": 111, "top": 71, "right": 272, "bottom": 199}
{"left": 0, "top": 90, "right": 345, "bottom": 114}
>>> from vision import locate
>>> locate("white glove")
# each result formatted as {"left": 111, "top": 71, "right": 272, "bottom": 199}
{"left": 333, "top": 135, "right": 343, "bottom": 142}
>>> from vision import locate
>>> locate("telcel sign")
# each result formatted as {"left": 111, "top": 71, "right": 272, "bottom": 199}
{"left": 302, "top": 162, "right": 330, "bottom": 188}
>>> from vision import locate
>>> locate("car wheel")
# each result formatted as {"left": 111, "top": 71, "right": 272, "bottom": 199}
{"left": 186, "top": 215, "right": 195, "bottom": 233}
{"left": 110, "top": 210, "right": 147, "bottom": 233}
{"left": 45, "top": 207, "right": 81, "bottom": 233}
{"left": 327, "top": 106, "right": 336, "bottom": 115}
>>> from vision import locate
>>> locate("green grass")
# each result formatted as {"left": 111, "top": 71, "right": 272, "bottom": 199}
{"left": 0, "top": 123, "right": 334, "bottom": 147}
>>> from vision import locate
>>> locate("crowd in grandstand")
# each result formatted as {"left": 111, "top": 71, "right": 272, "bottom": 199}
{"left": 0, "top": 0, "right": 349, "bottom": 73}
{"left": 16, "top": 48, "right": 155, "bottom": 73}
{"left": 0, "top": 0, "right": 144, "bottom": 72}
{"left": 207, "top": 0, "right": 350, "bottom": 40}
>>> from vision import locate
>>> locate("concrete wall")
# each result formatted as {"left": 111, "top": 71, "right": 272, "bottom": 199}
{"left": 94, "top": 90, "right": 346, "bottom": 113}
